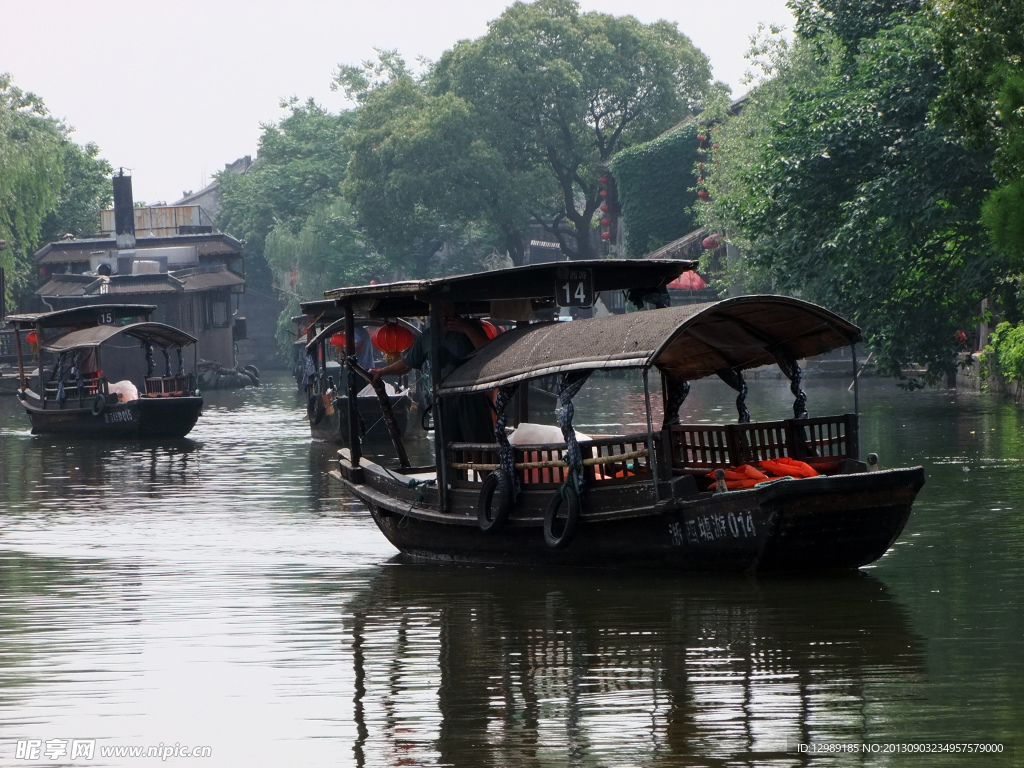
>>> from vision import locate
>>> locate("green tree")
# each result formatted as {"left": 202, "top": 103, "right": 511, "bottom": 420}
{"left": 338, "top": 52, "right": 533, "bottom": 272}
{"left": 39, "top": 140, "right": 113, "bottom": 243}
{"left": 701, "top": 7, "right": 1002, "bottom": 382}
{"left": 342, "top": 0, "right": 715, "bottom": 264}
{"left": 216, "top": 98, "right": 355, "bottom": 297}
{"left": 933, "top": 0, "right": 1024, "bottom": 268}
{"left": 0, "top": 74, "right": 65, "bottom": 311}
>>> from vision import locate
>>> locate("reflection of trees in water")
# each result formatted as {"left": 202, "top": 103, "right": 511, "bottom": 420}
{"left": 346, "top": 567, "right": 923, "bottom": 768}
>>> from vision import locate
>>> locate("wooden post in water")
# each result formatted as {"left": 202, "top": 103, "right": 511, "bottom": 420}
{"left": 344, "top": 303, "right": 362, "bottom": 470}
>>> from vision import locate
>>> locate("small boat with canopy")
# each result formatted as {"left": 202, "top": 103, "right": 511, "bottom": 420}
{"left": 6, "top": 304, "right": 203, "bottom": 438}
{"left": 320, "top": 260, "right": 924, "bottom": 572}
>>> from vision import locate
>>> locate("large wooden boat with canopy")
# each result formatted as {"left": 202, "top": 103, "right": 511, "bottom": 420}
{"left": 322, "top": 260, "right": 924, "bottom": 572}
{"left": 6, "top": 304, "right": 203, "bottom": 438}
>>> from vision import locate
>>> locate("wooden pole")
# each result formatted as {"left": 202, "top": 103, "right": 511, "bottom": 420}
{"left": 429, "top": 301, "right": 448, "bottom": 512}
{"left": 346, "top": 357, "right": 410, "bottom": 469}
{"left": 344, "top": 304, "right": 362, "bottom": 469}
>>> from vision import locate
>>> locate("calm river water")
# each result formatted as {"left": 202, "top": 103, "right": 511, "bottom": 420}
{"left": 1, "top": 371, "right": 1022, "bottom": 767}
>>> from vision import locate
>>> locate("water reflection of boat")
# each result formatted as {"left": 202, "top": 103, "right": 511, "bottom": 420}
{"left": 6, "top": 304, "right": 203, "bottom": 438}
{"left": 321, "top": 261, "right": 924, "bottom": 572}
{"left": 345, "top": 565, "right": 923, "bottom": 767}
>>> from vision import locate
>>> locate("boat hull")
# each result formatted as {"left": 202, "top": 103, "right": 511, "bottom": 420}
{"left": 336, "top": 464, "right": 924, "bottom": 573}
{"left": 22, "top": 395, "right": 203, "bottom": 439}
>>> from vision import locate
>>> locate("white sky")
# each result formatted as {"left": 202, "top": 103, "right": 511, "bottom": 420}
{"left": 2, "top": 0, "right": 794, "bottom": 205}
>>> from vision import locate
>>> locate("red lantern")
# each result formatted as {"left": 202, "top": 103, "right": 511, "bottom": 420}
{"left": 599, "top": 175, "right": 608, "bottom": 183}
{"left": 712, "top": 143, "right": 719, "bottom": 150}
{"left": 697, "top": 190, "right": 710, "bottom": 200}
{"left": 600, "top": 190, "right": 608, "bottom": 198}
{"left": 600, "top": 203, "right": 608, "bottom": 212}
{"left": 702, "top": 235, "right": 720, "bottom": 250}
{"left": 481, "top": 320, "right": 499, "bottom": 340}
{"left": 696, "top": 133, "right": 706, "bottom": 142}
{"left": 372, "top": 322, "right": 415, "bottom": 364}
{"left": 26, "top": 331, "right": 38, "bottom": 346}
{"left": 601, "top": 231, "right": 612, "bottom": 240}
{"left": 601, "top": 218, "right": 611, "bottom": 226}
{"left": 330, "top": 332, "right": 345, "bottom": 348}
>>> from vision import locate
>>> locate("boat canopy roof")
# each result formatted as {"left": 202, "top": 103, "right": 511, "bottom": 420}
{"left": 43, "top": 321, "right": 198, "bottom": 352}
{"left": 438, "top": 296, "right": 861, "bottom": 394}
{"left": 6, "top": 304, "right": 156, "bottom": 329}
{"left": 318, "top": 259, "right": 694, "bottom": 318}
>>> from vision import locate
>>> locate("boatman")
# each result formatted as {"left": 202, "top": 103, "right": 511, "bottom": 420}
{"left": 368, "top": 301, "right": 494, "bottom": 444}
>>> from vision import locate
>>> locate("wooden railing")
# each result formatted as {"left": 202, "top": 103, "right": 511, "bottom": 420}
{"left": 144, "top": 374, "right": 192, "bottom": 397}
{"left": 667, "top": 414, "right": 859, "bottom": 473}
{"left": 449, "top": 433, "right": 652, "bottom": 488}
{"left": 41, "top": 375, "right": 106, "bottom": 408}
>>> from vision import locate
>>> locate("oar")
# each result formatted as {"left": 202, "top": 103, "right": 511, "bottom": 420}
{"left": 346, "top": 357, "right": 411, "bottom": 469}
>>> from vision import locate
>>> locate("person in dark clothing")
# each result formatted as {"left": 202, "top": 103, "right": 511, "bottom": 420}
{"left": 368, "top": 302, "right": 494, "bottom": 444}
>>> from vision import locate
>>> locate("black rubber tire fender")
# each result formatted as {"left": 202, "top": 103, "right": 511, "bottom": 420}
{"left": 91, "top": 394, "right": 106, "bottom": 417}
{"left": 543, "top": 484, "right": 580, "bottom": 549}
{"left": 308, "top": 395, "right": 326, "bottom": 426}
{"left": 478, "top": 469, "right": 514, "bottom": 533}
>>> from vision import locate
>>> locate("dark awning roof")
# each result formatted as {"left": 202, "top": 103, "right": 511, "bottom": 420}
{"left": 319, "top": 259, "right": 694, "bottom": 318}
{"left": 43, "top": 322, "right": 198, "bottom": 352}
{"left": 438, "top": 296, "right": 861, "bottom": 394}
{"left": 7, "top": 304, "right": 156, "bottom": 329}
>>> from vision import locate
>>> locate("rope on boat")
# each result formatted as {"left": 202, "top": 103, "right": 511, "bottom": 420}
{"left": 557, "top": 371, "right": 591, "bottom": 498}
{"left": 662, "top": 378, "right": 691, "bottom": 428}
{"left": 775, "top": 349, "right": 808, "bottom": 419}
{"left": 716, "top": 367, "right": 751, "bottom": 423}
{"left": 493, "top": 383, "right": 521, "bottom": 498}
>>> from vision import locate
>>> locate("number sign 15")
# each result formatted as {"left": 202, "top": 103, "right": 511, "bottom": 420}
{"left": 97, "top": 311, "right": 114, "bottom": 325}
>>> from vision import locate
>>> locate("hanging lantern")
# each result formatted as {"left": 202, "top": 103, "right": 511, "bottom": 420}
{"left": 702, "top": 235, "right": 720, "bottom": 250}
{"left": 696, "top": 133, "right": 706, "bottom": 142}
{"left": 481, "top": 320, "right": 499, "bottom": 340}
{"left": 600, "top": 203, "right": 608, "bottom": 212}
{"left": 600, "top": 190, "right": 608, "bottom": 198}
{"left": 26, "top": 331, "right": 38, "bottom": 346}
{"left": 330, "top": 332, "right": 345, "bottom": 348}
{"left": 697, "top": 190, "right": 710, "bottom": 200}
{"left": 712, "top": 143, "right": 720, "bottom": 150}
{"left": 601, "top": 231, "right": 612, "bottom": 241}
{"left": 372, "top": 322, "right": 415, "bottom": 365}
{"left": 599, "top": 175, "right": 608, "bottom": 184}
{"left": 601, "top": 217, "right": 611, "bottom": 227}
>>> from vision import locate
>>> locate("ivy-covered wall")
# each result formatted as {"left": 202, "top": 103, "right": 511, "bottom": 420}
{"left": 612, "top": 123, "right": 701, "bottom": 257}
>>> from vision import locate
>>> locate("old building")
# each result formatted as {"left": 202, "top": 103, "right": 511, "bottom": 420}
{"left": 32, "top": 173, "right": 246, "bottom": 369}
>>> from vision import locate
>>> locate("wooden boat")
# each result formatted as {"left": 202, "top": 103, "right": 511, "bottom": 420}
{"left": 320, "top": 260, "right": 924, "bottom": 572}
{"left": 298, "top": 299, "right": 416, "bottom": 444}
{"left": 6, "top": 304, "right": 203, "bottom": 438}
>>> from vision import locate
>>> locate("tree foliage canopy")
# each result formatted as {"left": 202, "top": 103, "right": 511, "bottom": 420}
{"left": 1, "top": 74, "right": 111, "bottom": 312}
{"left": 340, "top": 0, "right": 715, "bottom": 263}
{"left": 611, "top": 123, "right": 702, "bottom": 257}
{"left": 700, "top": 3, "right": 1006, "bottom": 382}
